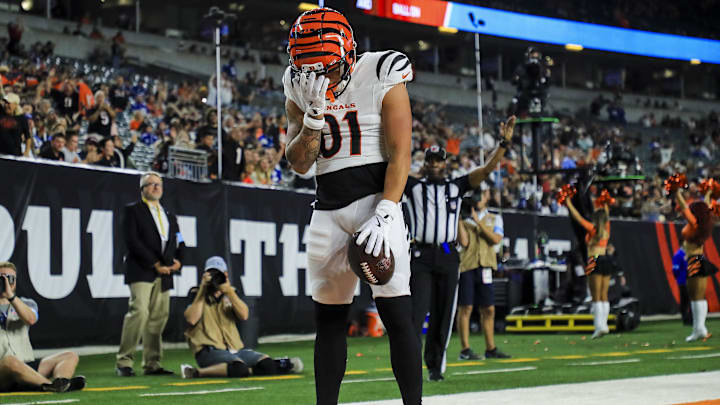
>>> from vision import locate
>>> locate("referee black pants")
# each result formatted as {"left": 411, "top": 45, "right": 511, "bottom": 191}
{"left": 410, "top": 245, "right": 460, "bottom": 374}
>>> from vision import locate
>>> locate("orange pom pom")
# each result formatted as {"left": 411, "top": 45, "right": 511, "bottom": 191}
{"left": 664, "top": 173, "right": 688, "bottom": 196}
{"left": 556, "top": 184, "right": 577, "bottom": 205}
{"left": 594, "top": 189, "right": 616, "bottom": 208}
{"left": 699, "top": 178, "right": 720, "bottom": 200}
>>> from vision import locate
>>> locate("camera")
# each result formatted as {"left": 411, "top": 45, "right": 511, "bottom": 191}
{"left": 511, "top": 47, "right": 551, "bottom": 116}
{"left": 205, "top": 268, "right": 227, "bottom": 295}
{"left": 0, "top": 274, "right": 5, "bottom": 293}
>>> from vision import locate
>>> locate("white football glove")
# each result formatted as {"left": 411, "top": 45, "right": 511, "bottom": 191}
{"left": 296, "top": 71, "right": 329, "bottom": 117}
{"left": 356, "top": 199, "right": 396, "bottom": 258}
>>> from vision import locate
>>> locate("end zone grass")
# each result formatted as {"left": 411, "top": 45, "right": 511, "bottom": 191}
{"left": 3, "top": 319, "right": 719, "bottom": 404}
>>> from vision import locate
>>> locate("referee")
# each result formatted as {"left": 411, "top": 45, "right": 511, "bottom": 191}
{"left": 404, "top": 116, "right": 515, "bottom": 382}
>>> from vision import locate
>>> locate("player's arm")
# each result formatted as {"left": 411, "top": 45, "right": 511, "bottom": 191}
{"left": 284, "top": 98, "right": 321, "bottom": 174}
{"left": 566, "top": 198, "right": 594, "bottom": 232}
{"left": 381, "top": 83, "right": 412, "bottom": 203}
{"left": 468, "top": 116, "right": 516, "bottom": 189}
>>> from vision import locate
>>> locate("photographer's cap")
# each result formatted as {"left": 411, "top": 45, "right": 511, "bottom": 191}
{"left": 204, "top": 256, "right": 227, "bottom": 272}
{"left": 424, "top": 145, "right": 446, "bottom": 161}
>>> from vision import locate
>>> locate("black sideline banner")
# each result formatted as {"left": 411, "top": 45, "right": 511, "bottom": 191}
{"left": 1, "top": 158, "right": 719, "bottom": 347}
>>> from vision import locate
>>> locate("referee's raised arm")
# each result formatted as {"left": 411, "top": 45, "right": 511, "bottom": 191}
{"left": 468, "top": 116, "right": 515, "bottom": 188}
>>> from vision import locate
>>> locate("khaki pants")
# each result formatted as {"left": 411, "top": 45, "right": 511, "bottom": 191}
{"left": 116, "top": 278, "right": 170, "bottom": 370}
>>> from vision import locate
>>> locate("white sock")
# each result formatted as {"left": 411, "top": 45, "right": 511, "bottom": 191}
{"left": 603, "top": 302, "right": 610, "bottom": 330}
{"left": 592, "top": 302, "right": 601, "bottom": 331}
{"left": 690, "top": 300, "right": 701, "bottom": 334}
{"left": 697, "top": 300, "right": 708, "bottom": 335}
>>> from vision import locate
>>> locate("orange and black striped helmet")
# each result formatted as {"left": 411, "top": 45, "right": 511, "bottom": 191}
{"left": 287, "top": 7, "right": 356, "bottom": 95}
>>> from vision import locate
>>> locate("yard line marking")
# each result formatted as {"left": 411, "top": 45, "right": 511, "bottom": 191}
{"left": 0, "top": 393, "right": 50, "bottom": 398}
{"left": 84, "top": 385, "right": 149, "bottom": 392}
{"left": 3, "top": 400, "right": 79, "bottom": 405}
{"left": 592, "top": 352, "right": 632, "bottom": 357}
{"left": 243, "top": 375, "right": 302, "bottom": 381}
{"left": 549, "top": 355, "right": 586, "bottom": 360}
{"left": 452, "top": 366, "right": 537, "bottom": 376}
{"left": 446, "top": 361, "right": 485, "bottom": 367}
{"left": 167, "top": 380, "right": 230, "bottom": 386}
{"left": 667, "top": 352, "right": 720, "bottom": 360}
{"left": 673, "top": 346, "right": 712, "bottom": 352}
{"left": 342, "top": 377, "right": 397, "bottom": 384}
{"left": 140, "top": 387, "right": 264, "bottom": 397}
{"left": 569, "top": 359, "right": 641, "bottom": 366}
{"left": 346, "top": 371, "right": 368, "bottom": 375}
{"left": 496, "top": 358, "right": 540, "bottom": 363}
{"left": 634, "top": 349, "right": 672, "bottom": 354}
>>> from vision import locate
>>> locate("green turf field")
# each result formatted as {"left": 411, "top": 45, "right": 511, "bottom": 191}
{"left": 2, "top": 319, "right": 719, "bottom": 404}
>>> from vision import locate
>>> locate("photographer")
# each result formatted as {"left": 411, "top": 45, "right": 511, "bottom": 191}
{"left": 0, "top": 262, "right": 85, "bottom": 393}
{"left": 511, "top": 47, "right": 551, "bottom": 116}
{"left": 455, "top": 187, "right": 511, "bottom": 361}
{"left": 181, "top": 256, "right": 303, "bottom": 379}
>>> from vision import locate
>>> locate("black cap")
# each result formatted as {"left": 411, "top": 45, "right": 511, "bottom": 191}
{"left": 424, "top": 145, "right": 446, "bottom": 161}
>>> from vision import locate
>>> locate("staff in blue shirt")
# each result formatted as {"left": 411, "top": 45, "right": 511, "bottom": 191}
{"left": 672, "top": 248, "right": 692, "bottom": 326}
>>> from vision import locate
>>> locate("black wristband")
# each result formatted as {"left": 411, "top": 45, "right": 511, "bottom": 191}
{"left": 499, "top": 140, "right": 509, "bottom": 149}
{"left": 8, "top": 295, "right": 16, "bottom": 302}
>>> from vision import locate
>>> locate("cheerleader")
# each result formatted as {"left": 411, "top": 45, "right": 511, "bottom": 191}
{"left": 564, "top": 192, "right": 613, "bottom": 339}
{"left": 675, "top": 188, "right": 717, "bottom": 341}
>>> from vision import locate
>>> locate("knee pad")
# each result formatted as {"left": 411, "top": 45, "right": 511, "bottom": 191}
{"left": 227, "top": 361, "right": 250, "bottom": 378}
{"left": 252, "top": 358, "right": 277, "bottom": 376}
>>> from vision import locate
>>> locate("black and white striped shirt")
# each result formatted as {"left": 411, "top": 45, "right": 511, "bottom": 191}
{"left": 403, "top": 175, "right": 472, "bottom": 246}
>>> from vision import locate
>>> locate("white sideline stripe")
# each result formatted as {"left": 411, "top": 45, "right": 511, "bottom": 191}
{"left": 341, "top": 371, "right": 720, "bottom": 405}
{"left": 452, "top": 366, "right": 537, "bottom": 376}
{"left": 139, "top": 387, "right": 263, "bottom": 397}
{"left": 343, "top": 377, "right": 397, "bottom": 384}
{"left": 667, "top": 352, "right": 720, "bottom": 360}
{"left": 568, "top": 359, "right": 640, "bottom": 366}
{"left": 4, "top": 400, "right": 79, "bottom": 405}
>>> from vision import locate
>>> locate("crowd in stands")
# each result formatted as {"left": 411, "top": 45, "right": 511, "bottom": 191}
{"left": 471, "top": 0, "right": 720, "bottom": 40}
{"left": 0, "top": 20, "right": 718, "bottom": 221}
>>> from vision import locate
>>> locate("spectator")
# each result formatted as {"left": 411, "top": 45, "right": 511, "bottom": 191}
{"left": 38, "top": 133, "right": 66, "bottom": 161}
{"left": 180, "top": 257, "right": 303, "bottom": 379}
{"left": 109, "top": 76, "right": 130, "bottom": 111}
{"left": 93, "top": 137, "right": 118, "bottom": 167}
{"left": 0, "top": 93, "right": 26, "bottom": 156}
{"left": 130, "top": 95, "right": 149, "bottom": 115}
{"left": 87, "top": 91, "right": 115, "bottom": 138}
{"left": 250, "top": 155, "right": 274, "bottom": 185}
{"left": 6, "top": 19, "right": 23, "bottom": 56}
{"left": 62, "top": 132, "right": 81, "bottom": 163}
{"left": 50, "top": 81, "right": 80, "bottom": 125}
{"left": 79, "top": 136, "right": 101, "bottom": 164}
{"left": 195, "top": 132, "right": 218, "bottom": 178}
{"left": 0, "top": 261, "right": 86, "bottom": 393}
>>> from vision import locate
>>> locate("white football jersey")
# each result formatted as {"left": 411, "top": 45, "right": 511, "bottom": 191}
{"left": 283, "top": 50, "right": 414, "bottom": 176}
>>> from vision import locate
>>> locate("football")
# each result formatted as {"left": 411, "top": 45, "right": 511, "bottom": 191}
{"left": 347, "top": 233, "right": 395, "bottom": 285}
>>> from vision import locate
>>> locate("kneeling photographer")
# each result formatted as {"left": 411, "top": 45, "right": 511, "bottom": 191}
{"left": 181, "top": 256, "right": 302, "bottom": 379}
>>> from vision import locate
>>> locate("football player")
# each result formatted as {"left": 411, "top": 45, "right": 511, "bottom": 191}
{"left": 282, "top": 7, "right": 421, "bottom": 405}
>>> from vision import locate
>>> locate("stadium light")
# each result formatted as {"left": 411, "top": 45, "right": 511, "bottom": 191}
{"left": 690, "top": 59, "right": 701, "bottom": 65}
{"left": 565, "top": 43, "right": 583, "bottom": 51}
{"left": 20, "top": 0, "right": 33, "bottom": 11}
{"left": 298, "top": 2, "right": 319, "bottom": 11}
{"left": 438, "top": 26, "right": 458, "bottom": 34}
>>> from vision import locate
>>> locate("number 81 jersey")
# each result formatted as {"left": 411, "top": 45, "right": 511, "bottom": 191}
{"left": 283, "top": 50, "right": 413, "bottom": 176}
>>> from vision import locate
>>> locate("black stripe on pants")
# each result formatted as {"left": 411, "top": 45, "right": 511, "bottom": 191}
{"left": 410, "top": 246, "right": 460, "bottom": 374}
